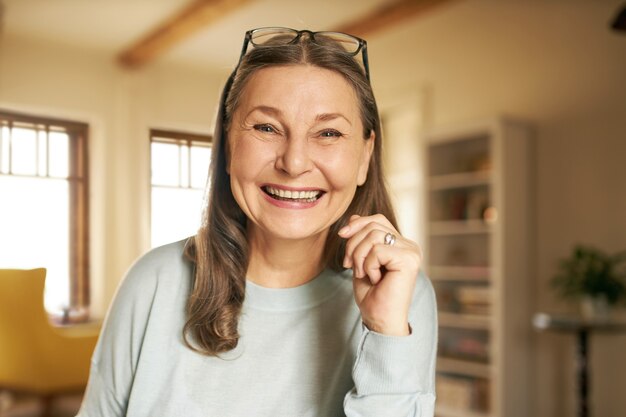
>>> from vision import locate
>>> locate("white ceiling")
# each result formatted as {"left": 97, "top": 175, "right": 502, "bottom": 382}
{"left": 2, "top": 0, "right": 399, "bottom": 70}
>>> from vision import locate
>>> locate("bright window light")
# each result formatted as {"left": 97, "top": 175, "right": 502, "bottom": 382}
{"left": 0, "top": 124, "right": 76, "bottom": 313}
{"left": 150, "top": 132, "right": 211, "bottom": 248}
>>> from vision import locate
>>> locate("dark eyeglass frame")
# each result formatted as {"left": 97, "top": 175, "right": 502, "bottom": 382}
{"left": 237, "top": 27, "right": 370, "bottom": 82}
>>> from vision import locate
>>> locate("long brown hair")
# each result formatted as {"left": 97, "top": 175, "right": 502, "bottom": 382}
{"left": 183, "top": 34, "right": 398, "bottom": 356}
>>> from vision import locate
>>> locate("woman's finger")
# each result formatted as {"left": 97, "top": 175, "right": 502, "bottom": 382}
{"left": 344, "top": 223, "right": 395, "bottom": 268}
{"left": 361, "top": 243, "right": 385, "bottom": 284}
{"left": 363, "top": 244, "right": 422, "bottom": 285}
{"left": 350, "top": 228, "right": 398, "bottom": 279}
{"left": 340, "top": 215, "right": 397, "bottom": 265}
{"left": 338, "top": 213, "right": 396, "bottom": 239}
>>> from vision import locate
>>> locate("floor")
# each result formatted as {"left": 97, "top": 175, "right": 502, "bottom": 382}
{"left": 0, "top": 391, "right": 83, "bottom": 417}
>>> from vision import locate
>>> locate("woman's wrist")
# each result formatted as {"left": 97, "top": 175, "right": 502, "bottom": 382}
{"left": 363, "top": 318, "right": 410, "bottom": 336}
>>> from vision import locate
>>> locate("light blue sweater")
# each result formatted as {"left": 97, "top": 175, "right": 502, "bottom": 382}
{"left": 77, "top": 239, "right": 437, "bottom": 416}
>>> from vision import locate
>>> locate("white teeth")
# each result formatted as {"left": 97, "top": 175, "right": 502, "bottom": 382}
{"left": 265, "top": 186, "right": 321, "bottom": 201}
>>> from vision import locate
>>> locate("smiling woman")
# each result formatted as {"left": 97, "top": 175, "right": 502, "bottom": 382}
{"left": 228, "top": 66, "right": 373, "bottom": 249}
{"left": 77, "top": 28, "right": 437, "bottom": 417}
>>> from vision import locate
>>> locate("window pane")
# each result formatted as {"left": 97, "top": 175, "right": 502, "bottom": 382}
{"left": 0, "top": 176, "right": 70, "bottom": 312}
{"left": 1, "top": 111, "right": 88, "bottom": 314}
{"left": 11, "top": 127, "right": 37, "bottom": 175}
{"left": 151, "top": 142, "right": 180, "bottom": 186}
{"left": 1, "top": 126, "right": 9, "bottom": 174}
{"left": 48, "top": 131, "right": 69, "bottom": 178}
{"left": 180, "top": 144, "right": 190, "bottom": 188}
{"left": 190, "top": 145, "right": 211, "bottom": 189}
{"left": 150, "top": 131, "right": 211, "bottom": 249}
{"left": 38, "top": 130, "right": 48, "bottom": 176}
{"left": 151, "top": 187, "right": 205, "bottom": 247}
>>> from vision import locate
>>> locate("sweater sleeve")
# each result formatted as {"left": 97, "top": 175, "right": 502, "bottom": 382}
{"left": 76, "top": 245, "right": 168, "bottom": 417}
{"left": 343, "top": 271, "right": 438, "bottom": 417}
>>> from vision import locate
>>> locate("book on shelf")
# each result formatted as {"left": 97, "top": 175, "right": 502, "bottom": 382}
{"left": 434, "top": 283, "right": 491, "bottom": 316}
{"left": 436, "top": 374, "right": 489, "bottom": 413}
{"left": 457, "top": 286, "right": 491, "bottom": 315}
{"left": 439, "top": 329, "right": 490, "bottom": 362}
{"left": 431, "top": 187, "right": 491, "bottom": 222}
{"left": 437, "top": 375, "right": 473, "bottom": 409}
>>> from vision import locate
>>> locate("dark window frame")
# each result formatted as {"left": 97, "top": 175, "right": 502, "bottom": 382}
{"left": 149, "top": 128, "right": 212, "bottom": 247}
{"left": 149, "top": 128, "right": 212, "bottom": 190}
{"left": 0, "top": 109, "right": 90, "bottom": 308}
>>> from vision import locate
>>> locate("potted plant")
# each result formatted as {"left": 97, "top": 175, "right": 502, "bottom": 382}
{"left": 551, "top": 245, "right": 626, "bottom": 320}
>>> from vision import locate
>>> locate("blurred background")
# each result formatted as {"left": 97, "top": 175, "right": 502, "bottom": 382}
{"left": 1, "top": 0, "right": 625, "bottom": 416}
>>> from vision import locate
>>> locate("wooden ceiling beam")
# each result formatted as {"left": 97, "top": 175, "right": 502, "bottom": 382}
{"left": 334, "top": 0, "right": 457, "bottom": 39}
{"left": 118, "top": 0, "right": 252, "bottom": 69}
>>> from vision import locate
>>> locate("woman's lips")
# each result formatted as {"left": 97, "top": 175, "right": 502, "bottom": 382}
{"left": 261, "top": 184, "right": 326, "bottom": 207}
{"left": 263, "top": 185, "right": 322, "bottom": 202}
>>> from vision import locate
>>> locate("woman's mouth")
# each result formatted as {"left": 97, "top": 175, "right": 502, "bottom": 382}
{"left": 262, "top": 185, "right": 324, "bottom": 203}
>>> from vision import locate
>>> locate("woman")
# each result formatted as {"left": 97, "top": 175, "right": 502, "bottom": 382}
{"left": 78, "top": 28, "right": 436, "bottom": 417}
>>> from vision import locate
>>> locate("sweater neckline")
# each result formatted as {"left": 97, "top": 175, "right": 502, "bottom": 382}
{"left": 244, "top": 268, "right": 347, "bottom": 311}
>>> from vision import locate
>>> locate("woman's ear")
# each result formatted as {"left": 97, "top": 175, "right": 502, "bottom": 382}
{"left": 357, "top": 130, "right": 375, "bottom": 186}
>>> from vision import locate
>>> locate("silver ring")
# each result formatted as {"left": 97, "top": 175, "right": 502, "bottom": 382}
{"left": 384, "top": 232, "right": 396, "bottom": 246}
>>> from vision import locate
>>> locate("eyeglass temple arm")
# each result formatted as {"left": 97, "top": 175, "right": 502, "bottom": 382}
{"left": 221, "top": 32, "right": 254, "bottom": 127}
{"left": 362, "top": 44, "right": 371, "bottom": 83}
{"left": 237, "top": 35, "right": 251, "bottom": 66}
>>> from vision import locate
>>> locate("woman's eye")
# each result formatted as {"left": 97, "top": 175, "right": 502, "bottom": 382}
{"left": 320, "top": 130, "right": 343, "bottom": 138}
{"left": 253, "top": 124, "right": 277, "bottom": 134}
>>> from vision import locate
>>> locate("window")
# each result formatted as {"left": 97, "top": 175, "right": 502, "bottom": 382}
{"left": 150, "top": 129, "right": 211, "bottom": 248}
{"left": 0, "top": 110, "right": 89, "bottom": 314}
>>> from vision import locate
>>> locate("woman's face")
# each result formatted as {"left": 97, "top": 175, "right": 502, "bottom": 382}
{"left": 227, "top": 64, "right": 374, "bottom": 243}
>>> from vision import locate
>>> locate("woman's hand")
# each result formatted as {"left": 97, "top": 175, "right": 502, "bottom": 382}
{"left": 338, "top": 214, "right": 423, "bottom": 336}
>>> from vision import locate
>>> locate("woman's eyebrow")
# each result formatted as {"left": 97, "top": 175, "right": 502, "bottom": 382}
{"left": 246, "top": 105, "right": 281, "bottom": 118}
{"left": 316, "top": 113, "right": 352, "bottom": 126}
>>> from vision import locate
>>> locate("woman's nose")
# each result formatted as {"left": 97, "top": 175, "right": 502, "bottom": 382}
{"left": 275, "top": 136, "right": 314, "bottom": 177}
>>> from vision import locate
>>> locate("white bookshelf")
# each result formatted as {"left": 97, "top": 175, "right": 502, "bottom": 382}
{"left": 424, "top": 118, "right": 533, "bottom": 417}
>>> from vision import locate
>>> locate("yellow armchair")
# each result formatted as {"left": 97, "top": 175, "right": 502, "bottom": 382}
{"left": 0, "top": 268, "right": 100, "bottom": 396}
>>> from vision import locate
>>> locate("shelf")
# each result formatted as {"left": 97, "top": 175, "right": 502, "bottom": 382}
{"left": 429, "top": 171, "right": 491, "bottom": 190}
{"left": 430, "top": 220, "right": 491, "bottom": 236}
{"left": 426, "top": 119, "right": 533, "bottom": 417}
{"left": 436, "top": 404, "right": 491, "bottom": 417}
{"left": 428, "top": 266, "right": 491, "bottom": 282}
{"left": 439, "top": 312, "right": 491, "bottom": 330}
{"left": 437, "top": 357, "right": 492, "bottom": 378}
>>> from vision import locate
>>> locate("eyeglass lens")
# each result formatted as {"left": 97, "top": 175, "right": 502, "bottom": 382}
{"left": 250, "top": 28, "right": 362, "bottom": 55}
{"left": 250, "top": 28, "right": 299, "bottom": 46}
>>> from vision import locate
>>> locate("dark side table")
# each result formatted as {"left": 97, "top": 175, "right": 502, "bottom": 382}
{"left": 533, "top": 313, "right": 626, "bottom": 417}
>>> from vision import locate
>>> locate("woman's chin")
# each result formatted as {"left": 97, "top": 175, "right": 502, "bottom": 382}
{"left": 252, "top": 223, "right": 331, "bottom": 244}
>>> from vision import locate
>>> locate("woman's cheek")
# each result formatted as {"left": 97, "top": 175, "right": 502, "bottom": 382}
{"left": 320, "top": 148, "right": 362, "bottom": 189}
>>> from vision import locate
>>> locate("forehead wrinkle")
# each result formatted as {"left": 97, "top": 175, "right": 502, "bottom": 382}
{"left": 238, "top": 67, "right": 360, "bottom": 133}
